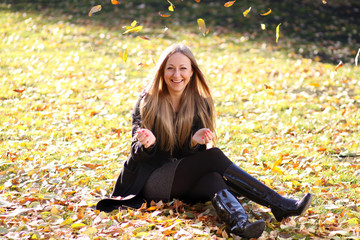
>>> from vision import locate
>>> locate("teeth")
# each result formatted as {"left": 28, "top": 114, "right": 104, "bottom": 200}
{"left": 172, "top": 80, "right": 182, "bottom": 83}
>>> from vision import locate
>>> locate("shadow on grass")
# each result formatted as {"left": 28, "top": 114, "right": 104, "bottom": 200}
{"left": 2, "top": 0, "right": 360, "bottom": 64}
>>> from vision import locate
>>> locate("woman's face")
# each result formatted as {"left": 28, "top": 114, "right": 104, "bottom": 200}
{"left": 164, "top": 52, "right": 193, "bottom": 97}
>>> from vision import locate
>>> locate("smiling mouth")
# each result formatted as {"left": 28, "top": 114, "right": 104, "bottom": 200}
{"left": 171, "top": 79, "right": 183, "bottom": 83}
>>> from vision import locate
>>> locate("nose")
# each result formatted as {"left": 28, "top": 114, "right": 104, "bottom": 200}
{"left": 174, "top": 69, "right": 181, "bottom": 77}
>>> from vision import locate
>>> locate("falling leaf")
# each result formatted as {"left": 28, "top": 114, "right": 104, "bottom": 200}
{"left": 261, "top": 24, "right": 266, "bottom": 30}
{"left": 123, "top": 21, "right": 143, "bottom": 34}
{"left": 243, "top": 6, "right": 252, "bottom": 17}
{"left": 355, "top": 48, "right": 360, "bottom": 66}
{"left": 335, "top": 60, "right": 343, "bottom": 71}
{"left": 158, "top": 12, "right": 170, "bottom": 17}
{"left": 88, "top": 5, "right": 101, "bottom": 17}
{"left": 322, "top": 0, "right": 327, "bottom": 4}
{"left": 197, "top": 18, "right": 207, "bottom": 36}
{"left": 140, "top": 36, "right": 150, "bottom": 40}
{"left": 111, "top": 0, "right": 120, "bottom": 5}
{"left": 131, "top": 20, "right": 137, "bottom": 28}
{"left": 260, "top": 8, "right": 272, "bottom": 16}
{"left": 167, "top": 0, "right": 175, "bottom": 11}
{"left": 119, "top": 48, "right": 128, "bottom": 62}
{"left": 224, "top": 1, "right": 235, "bottom": 7}
{"left": 195, "top": 0, "right": 200, "bottom": 2}
{"left": 276, "top": 23, "right": 281, "bottom": 43}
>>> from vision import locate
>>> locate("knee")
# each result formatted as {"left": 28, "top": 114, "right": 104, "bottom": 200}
{"left": 207, "top": 147, "right": 226, "bottom": 158}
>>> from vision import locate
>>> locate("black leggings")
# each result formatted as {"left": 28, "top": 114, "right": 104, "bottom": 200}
{"left": 171, "top": 148, "right": 233, "bottom": 202}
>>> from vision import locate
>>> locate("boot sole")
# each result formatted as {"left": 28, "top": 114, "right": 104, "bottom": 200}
{"left": 234, "top": 220, "right": 266, "bottom": 239}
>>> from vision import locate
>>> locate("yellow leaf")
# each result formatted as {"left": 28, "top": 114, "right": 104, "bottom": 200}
{"left": 260, "top": 8, "right": 272, "bottom": 16}
{"left": 224, "top": 1, "right": 236, "bottom": 7}
{"left": 272, "top": 166, "right": 284, "bottom": 175}
{"left": 167, "top": 0, "right": 175, "bottom": 11}
{"left": 197, "top": 18, "right": 207, "bottom": 36}
{"left": 261, "top": 24, "right": 266, "bottom": 30}
{"left": 83, "top": 227, "right": 98, "bottom": 236}
{"left": 50, "top": 206, "right": 59, "bottom": 215}
{"left": 273, "top": 155, "right": 283, "bottom": 168}
{"left": 131, "top": 20, "right": 137, "bottom": 28}
{"left": 119, "top": 48, "right": 128, "bottom": 62}
{"left": 355, "top": 48, "right": 360, "bottom": 66}
{"left": 71, "top": 223, "right": 87, "bottom": 229}
{"left": 335, "top": 60, "right": 343, "bottom": 71}
{"left": 347, "top": 217, "right": 359, "bottom": 226}
{"left": 123, "top": 25, "right": 143, "bottom": 34}
{"left": 243, "top": 6, "right": 251, "bottom": 17}
{"left": 276, "top": 23, "right": 281, "bottom": 43}
{"left": 60, "top": 218, "right": 73, "bottom": 226}
{"left": 88, "top": 5, "right": 102, "bottom": 17}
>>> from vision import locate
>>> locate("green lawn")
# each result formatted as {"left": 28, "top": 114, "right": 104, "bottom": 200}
{"left": 0, "top": 1, "right": 359, "bottom": 239}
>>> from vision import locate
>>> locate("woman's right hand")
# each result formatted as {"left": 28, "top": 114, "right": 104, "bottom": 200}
{"left": 192, "top": 128, "right": 214, "bottom": 145}
{"left": 136, "top": 128, "right": 156, "bottom": 148}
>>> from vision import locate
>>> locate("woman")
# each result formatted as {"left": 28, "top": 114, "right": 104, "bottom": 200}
{"left": 96, "top": 44, "right": 313, "bottom": 239}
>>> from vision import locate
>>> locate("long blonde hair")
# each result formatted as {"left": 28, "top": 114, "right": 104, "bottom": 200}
{"left": 140, "top": 44, "right": 216, "bottom": 153}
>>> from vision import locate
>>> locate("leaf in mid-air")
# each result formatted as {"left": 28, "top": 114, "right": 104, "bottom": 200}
{"left": 322, "top": 0, "right": 327, "bottom": 4}
{"left": 197, "top": 18, "right": 207, "bottom": 36}
{"left": 88, "top": 5, "right": 101, "bottom": 16}
{"left": 243, "top": 7, "right": 251, "bottom": 17}
{"left": 195, "top": 0, "right": 200, "bottom": 2}
{"left": 158, "top": 12, "right": 170, "bottom": 17}
{"left": 355, "top": 48, "right": 360, "bottom": 66}
{"left": 260, "top": 8, "right": 272, "bottom": 16}
{"left": 261, "top": 24, "right": 266, "bottom": 30}
{"left": 111, "top": 0, "right": 120, "bottom": 5}
{"left": 224, "top": 1, "right": 235, "bottom": 7}
{"left": 335, "top": 60, "right": 343, "bottom": 71}
{"left": 276, "top": 23, "right": 281, "bottom": 43}
{"left": 167, "top": 0, "right": 175, "bottom": 11}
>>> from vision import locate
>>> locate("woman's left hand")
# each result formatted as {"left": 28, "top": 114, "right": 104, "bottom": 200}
{"left": 192, "top": 128, "right": 214, "bottom": 145}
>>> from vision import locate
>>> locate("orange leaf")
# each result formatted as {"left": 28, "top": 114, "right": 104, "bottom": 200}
{"left": 264, "top": 84, "right": 272, "bottom": 89}
{"left": 335, "top": 60, "right": 343, "bottom": 71}
{"left": 158, "top": 12, "right": 170, "bottom": 17}
{"left": 273, "top": 155, "right": 283, "bottom": 168}
{"left": 322, "top": 0, "right": 327, "bottom": 3}
{"left": 14, "top": 88, "right": 25, "bottom": 93}
{"left": 88, "top": 5, "right": 102, "bottom": 17}
{"left": 111, "top": 0, "right": 120, "bottom": 5}
{"left": 260, "top": 8, "right": 272, "bottom": 16}
{"left": 309, "top": 82, "right": 320, "bottom": 87}
{"left": 195, "top": 0, "right": 200, "bottom": 2}
{"left": 224, "top": 1, "right": 235, "bottom": 7}
{"left": 140, "top": 36, "right": 150, "bottom": 40}
{"left": 272, "top": 166, "right": 284, "bottom": 175}
{"left": 317, "top": 147, "right": 327, "bottom": 152}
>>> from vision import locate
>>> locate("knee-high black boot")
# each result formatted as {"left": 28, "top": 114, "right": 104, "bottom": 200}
{"left": 212, "top": 189, "right": 265, "bottom": 239}
{"left": 223, "top": 164, "right": 313, "bottom": 222}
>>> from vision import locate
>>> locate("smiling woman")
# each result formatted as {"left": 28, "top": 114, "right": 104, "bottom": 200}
{"left": 96, "top": 44, "right": 313, "bottom": 239}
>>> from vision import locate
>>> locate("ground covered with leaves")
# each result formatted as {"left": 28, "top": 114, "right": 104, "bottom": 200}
{"left": 1, "top": 0, "right": 360, "bottom": 239}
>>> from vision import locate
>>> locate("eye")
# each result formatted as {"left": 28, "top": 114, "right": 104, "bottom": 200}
{"left": 181, "top": 67, "right": 187, "bottom": 70}
{"left": 167, "top": 67, "right": 174, "bottom": 70}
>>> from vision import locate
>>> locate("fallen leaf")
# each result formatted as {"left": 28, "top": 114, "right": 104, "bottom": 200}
{"left": 224, "top": 1, "right": 235, "bottom": 7}
{"left": 60, "top": 218, "right": 73, "bottom": 226}
{"left": 71, "top": 223, "right": 87, "bottom": 229}
{"left": 260, "top": 8, "right": 272, "bottom": 16}
{"left": 88, "top": 5, "right": 101, "bottom": 17}
{"left": 119, "top": 48, "right": 128, "bottom": 62}
{"left": 14, "top": 88, "right": 25, "bottom": 93}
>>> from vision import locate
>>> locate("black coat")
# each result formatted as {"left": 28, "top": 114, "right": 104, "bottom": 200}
{"left": 96, "top": 93, "right": 207, "bottom": 212}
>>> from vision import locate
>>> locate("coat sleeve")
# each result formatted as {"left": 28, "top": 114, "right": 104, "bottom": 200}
{"left": 129, "top": 94, "right": 158, "bottom": 162}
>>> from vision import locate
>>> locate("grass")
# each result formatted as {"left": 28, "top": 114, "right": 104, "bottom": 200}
{"left": 1, "top": 0, "right": 360, "bottom": 239}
